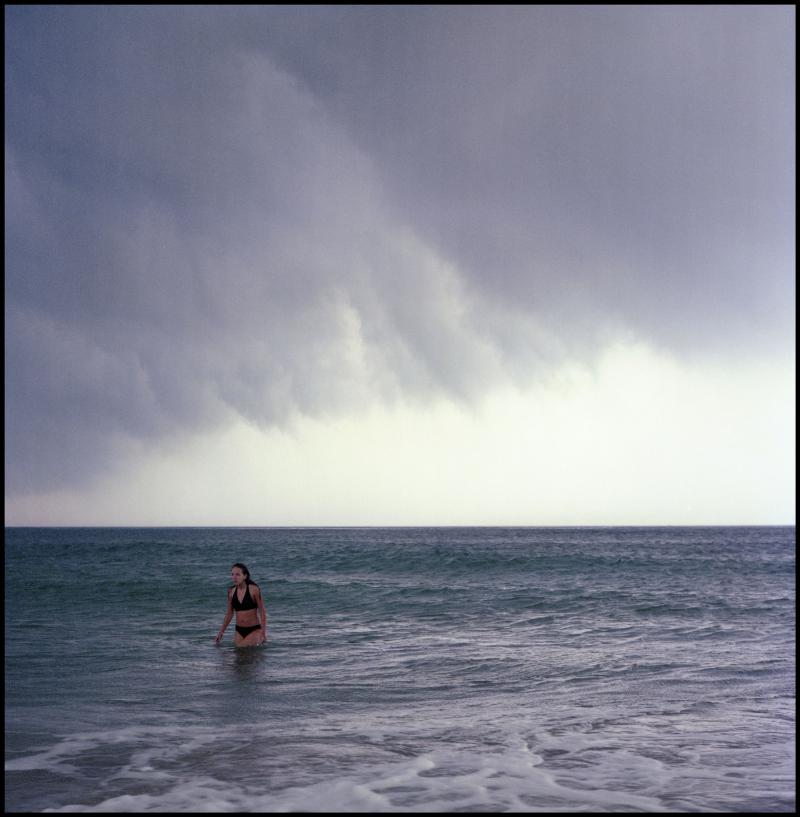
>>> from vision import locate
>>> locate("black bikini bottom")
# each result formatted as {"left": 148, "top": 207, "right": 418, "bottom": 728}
{"left": 235, "top": 624, "right": 261, "bottom": 638}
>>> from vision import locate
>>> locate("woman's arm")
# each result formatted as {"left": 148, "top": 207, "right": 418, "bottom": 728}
{"left": 256, "top": 586, "right": 268, "bottom": 644}
{"left": 215, "top": 589, "right": 234, "bottom": 643}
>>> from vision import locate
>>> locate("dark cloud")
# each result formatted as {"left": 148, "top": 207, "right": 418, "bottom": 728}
{"left": 251, "top": 5, "right": 794, "bottom": 352}
{"left": 5, "top": 6, "right": 794, "bottom": 494}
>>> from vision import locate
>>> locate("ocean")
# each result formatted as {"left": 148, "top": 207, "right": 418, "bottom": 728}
{"left": 4, "top": 526, "right": 795, "bottom": 812}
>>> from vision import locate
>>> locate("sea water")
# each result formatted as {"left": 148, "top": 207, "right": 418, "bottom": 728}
{"left": 4, "top": 526, "right": 795, "bottom": 812}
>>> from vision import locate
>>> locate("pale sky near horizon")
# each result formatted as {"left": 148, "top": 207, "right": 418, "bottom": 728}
{"left": 5, "top": 6, "right": 795, "bottom": 526}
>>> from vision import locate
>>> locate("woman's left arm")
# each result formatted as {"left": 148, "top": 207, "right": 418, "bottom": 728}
{"left": 256, "top": 586, "right": 268, "bottom": 644}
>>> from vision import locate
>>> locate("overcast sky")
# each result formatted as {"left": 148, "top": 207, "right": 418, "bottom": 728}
{"left": 5, "top": 6, "right": 795, "bottom": 525}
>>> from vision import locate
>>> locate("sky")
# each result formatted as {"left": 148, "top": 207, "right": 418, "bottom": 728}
{"left": 4, "top": 5, "right": 795, "bottom": 526}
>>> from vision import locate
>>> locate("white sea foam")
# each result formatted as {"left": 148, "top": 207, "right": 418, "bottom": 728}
{"left": 41, "top": 737, "right": 673, "bottom": 813}
{"left": 24, "top": 718, "right": 688, "bottom": 814}
{"left": 10, "top": 681, "right": 795, "bottom": 813}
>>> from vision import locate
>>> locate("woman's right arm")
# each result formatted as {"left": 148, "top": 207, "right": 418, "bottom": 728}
{"left": 215, "top": 589, "right": 234, "bottom": 643}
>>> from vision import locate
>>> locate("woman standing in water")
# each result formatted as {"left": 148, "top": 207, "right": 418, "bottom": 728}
{"left": 215, "top": 563, "right": 267, "bottom": 647}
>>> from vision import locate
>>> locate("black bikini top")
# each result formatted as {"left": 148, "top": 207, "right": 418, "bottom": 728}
{"left": 231, "top": 583, "right": 258, "bottom": 611}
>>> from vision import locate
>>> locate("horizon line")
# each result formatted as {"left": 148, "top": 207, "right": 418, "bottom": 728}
{"left": 4, "top": 523, "right": 795, "bottom": 530}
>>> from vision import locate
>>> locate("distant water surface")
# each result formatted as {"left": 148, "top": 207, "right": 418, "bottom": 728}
{"left": 4, "top": 526, "right": 795, "bottom": 812}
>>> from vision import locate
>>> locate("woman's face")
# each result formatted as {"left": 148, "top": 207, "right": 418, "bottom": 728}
{"left": 231, "top": 566, "right": 246, "bottom": 585}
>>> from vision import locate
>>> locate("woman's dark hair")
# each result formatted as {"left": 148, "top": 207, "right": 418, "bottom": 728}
{"left": 231, "top": 562, "right": 258, "bottom": 588}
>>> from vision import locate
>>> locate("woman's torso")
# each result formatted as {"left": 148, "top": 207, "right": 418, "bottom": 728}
{"left": 231, "top": 583, "right": 259, "bottom": 626}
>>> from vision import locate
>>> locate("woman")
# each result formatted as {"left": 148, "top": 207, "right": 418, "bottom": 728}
{"left": 215, "top": 563, "right": 267, "bottom": 647}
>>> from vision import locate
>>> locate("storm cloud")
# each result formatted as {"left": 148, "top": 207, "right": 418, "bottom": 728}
{"left": 5, "top": 6, "right": 794, "bottom": 495}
